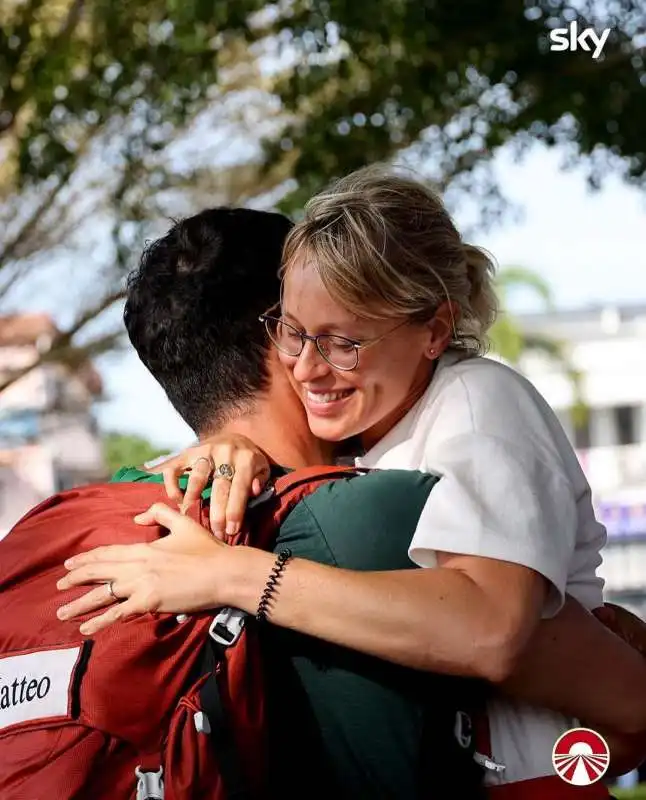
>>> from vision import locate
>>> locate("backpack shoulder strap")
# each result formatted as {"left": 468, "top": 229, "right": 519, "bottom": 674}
{"left": 240, "top": 465, "right": 370, "bottom": 552}
{"left": 273, "top": 464, "right": 370, "bottom": 499}
{"left": 270, "top": 465, "right": 371, "bottom": 531}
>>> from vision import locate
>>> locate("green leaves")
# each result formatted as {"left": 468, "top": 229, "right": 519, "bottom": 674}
{"left": 268, "top": 0, "right": 645, "bottom": 205}
{"left": 102, "top": 432, "right": 167, "bottom": 474}
{"left": 1, "top": 0, "right": 644, "bottom": 387}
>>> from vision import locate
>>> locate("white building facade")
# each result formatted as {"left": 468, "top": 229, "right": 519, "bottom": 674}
{"left": 0, "top": 314, "right": 106, "bottom": 539}
{"left": 516, "top": 304, "right": 646, "bottom": 615}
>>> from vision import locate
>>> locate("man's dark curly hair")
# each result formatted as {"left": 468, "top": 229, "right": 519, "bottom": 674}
{"left": 124, "top": 207, "right": 292, "bottom": 434}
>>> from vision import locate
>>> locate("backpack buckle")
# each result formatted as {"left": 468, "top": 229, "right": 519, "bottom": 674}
{"left": 473, "top": 751, "right": 506, "bottom": 773}
{"left": 135, "top": 765, "right": 164, "bottom": 799}
{"left": 209, "top": 607, "right": 246, "bottom": 647}
{"left": 248, "top": 484, "right": 276, "bottom": 508}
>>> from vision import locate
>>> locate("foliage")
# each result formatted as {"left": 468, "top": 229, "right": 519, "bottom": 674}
{"left": 0, "top": 0, "right": 269, "bottom": 391}
{"left": 489, "top": 265, "right": 587, "bottom": 426}
{"left": 267, "top": 0, "right": 646, "bottom": 214}
{"left": 102, "top": 431, "right": 167, "bottom": 474}
{"left": 1, "top": 0, "right": 644, "bottom": 391}
{"left": 613, "top": 785, "right": 646, "bottom": 799}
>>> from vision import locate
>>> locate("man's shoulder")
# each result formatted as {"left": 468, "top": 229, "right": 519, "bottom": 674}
{"left": 279, "top": 469, "right": 439, "bottom": 571}
{"left": 306, "top": 468, "right": 438, "bottom": 505}
{"left": 300, "top": 468, "right": 439, "bottom": 534}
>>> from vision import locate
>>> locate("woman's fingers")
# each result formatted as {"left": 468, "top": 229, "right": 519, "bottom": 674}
{"left": 161, "top": 463, "right": 186, "bottom": 506}
{"left": 156, "top": 445, "right": 212, "bottom": 507}
{"left": 78, "top": 595, "right": 142, "bottom": 636}
{"left": 181, "top": 455, "right": 215, "bottom": 512}
{"left": 152, "top": 435, "right": 273, "bottom": 535}
{"left": 215, "top": 452, "right": 270, "bottom": 537}
{"left": 57, "top": 582, "right": 119, "bottom": 621}
{"left": 57, "top": 562, "right": 128, "bottom": 590}
{"left": 64, "top": 543, "right": 149, "bottom": 569}
{"left": 134, "top": 502, "right": 187, "bottom": 530}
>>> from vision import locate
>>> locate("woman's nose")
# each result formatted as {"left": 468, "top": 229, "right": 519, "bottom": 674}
{"left": 292, "top": 339, "right": 331, "bottom": 383}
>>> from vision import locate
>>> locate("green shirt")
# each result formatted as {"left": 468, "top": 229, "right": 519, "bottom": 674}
{"left": 112, "top": 466, "right": 477, "bottom": 798}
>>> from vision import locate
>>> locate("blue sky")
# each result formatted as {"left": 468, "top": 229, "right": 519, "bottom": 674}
{"left": 96, "top": 142, "right": 646, "bottom": 449}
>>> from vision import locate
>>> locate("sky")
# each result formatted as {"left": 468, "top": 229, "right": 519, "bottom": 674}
{"left": 95, "top": 142, "right": 646, "bottom": 449}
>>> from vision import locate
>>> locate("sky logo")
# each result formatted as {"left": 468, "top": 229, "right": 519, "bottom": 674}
{"left": 549, "top": 20, "right": 612, "bottom": 60}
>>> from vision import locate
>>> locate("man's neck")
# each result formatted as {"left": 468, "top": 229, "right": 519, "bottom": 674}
{"left": 201, "top": 401, "right": 333, "bottom": 469}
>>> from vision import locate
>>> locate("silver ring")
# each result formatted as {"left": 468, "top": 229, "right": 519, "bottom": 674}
{"left": 188, "top": 456, "right": 215, "bottom": 473}
{"left": 107, "top": 581, "right": 119, "bottom": 601}
{"left": 215, "top": 463, "right": 235, "bottom": 481}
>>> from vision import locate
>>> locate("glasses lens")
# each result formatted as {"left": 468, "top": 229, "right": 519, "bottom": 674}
{"left": 318, "top": 335, "right": 358, "bottom": 370}
{"left": 265, "top": 318, "right": 303, "bottom": 357}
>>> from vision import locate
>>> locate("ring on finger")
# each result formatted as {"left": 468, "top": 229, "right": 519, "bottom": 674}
{"left": 106, "top": 581, "right": 120, "bottom": 601}
{"left": 187, "top": 456, "right": 215, "bottom": 474}
{"left": 214, "top": 463, "right": 235, "bottom": 482}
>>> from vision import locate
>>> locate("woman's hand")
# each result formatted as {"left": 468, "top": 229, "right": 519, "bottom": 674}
{"left": 151, "top": 434, "right": 272, "bottom": 537}
{"left": 594, "top": 602, "right": 646, "bottom": 659}
{"left": 55, "top": 502, "right": 262, "bottom": 636}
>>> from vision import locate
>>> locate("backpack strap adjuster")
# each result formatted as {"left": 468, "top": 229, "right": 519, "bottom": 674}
{"left": 209, "top": 607, "right": 247, "bottom": 647}
{"left": 135, "top": 765, "right": 164, "bottom": 800}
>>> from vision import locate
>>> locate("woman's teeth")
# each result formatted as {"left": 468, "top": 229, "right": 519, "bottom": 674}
{"left": 307, "top": 390, "right": 353, "bottom": 404}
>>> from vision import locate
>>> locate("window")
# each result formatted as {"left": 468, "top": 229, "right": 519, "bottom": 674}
{"left": 0, "top": 410, "right": 40, "bottom": 445}
{"left": 614, "top": 405, "right": 638, "bottom": 446}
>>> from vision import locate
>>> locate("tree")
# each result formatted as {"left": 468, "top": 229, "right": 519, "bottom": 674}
{"left": 267, "top": 0, "right": 646, "bottom": 214}
{"left": 102, "top": 431, "right": 167, "bottom": 475}
{"left": 1, "top": 0, "right": 644, "bottom": 392}
{"left": 0, "top": 0, "right": 282, "bottom": 391}
{"left": 489, "top": 265, "right": 587, "bottom": 426}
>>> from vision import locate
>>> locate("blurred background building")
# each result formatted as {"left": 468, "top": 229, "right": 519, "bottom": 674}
{"left": 517, "top": 303, "right": 646, "bottom": 614}
{"left": 0, "top": 313, "right": 106, "bottom": 539}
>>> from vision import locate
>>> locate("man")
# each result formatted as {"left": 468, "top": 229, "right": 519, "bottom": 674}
{"left": 57, "top": 208, "right": 646, "bottom": 796}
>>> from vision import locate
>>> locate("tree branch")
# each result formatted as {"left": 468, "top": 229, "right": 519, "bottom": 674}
{"left": 0, "top": 172, "right": 73, "bottom": 271}
{"left": 0, "top": 287, "right": 126, "bottom": 394}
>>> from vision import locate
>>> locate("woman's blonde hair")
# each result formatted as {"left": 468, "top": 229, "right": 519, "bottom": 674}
{"left": 281, "top": 165, "right": 498, "bottom": 355}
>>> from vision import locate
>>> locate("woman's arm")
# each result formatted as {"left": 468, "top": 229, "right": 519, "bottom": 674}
{"left": 501, "top": 595, "right": 646, "bottom": 735}
{"left": 58, "top": 503, "right": 546, "bottom": 682}
{"left": 234, "top": 549, "right": 548, "bottom": 682}
{"left": 57, "top": 505, "right": 646, "bottom": 740}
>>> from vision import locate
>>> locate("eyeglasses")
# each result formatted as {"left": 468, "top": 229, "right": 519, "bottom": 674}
{"left": 258, "top": 311, "right": 409, "bottom": 371}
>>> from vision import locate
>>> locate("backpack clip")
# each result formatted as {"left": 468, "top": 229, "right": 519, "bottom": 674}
{"left": 473, "top": 752, "right": 506, "bottom": 773}
{"left": 135, "top": 765, "right": 164, "bottom": 799}
{"left": 209, "top": 607, "right": 246, "bottom": 647}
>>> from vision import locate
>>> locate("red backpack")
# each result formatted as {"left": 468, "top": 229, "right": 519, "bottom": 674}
{"left": 0, "top": 465, "right": 365, "bottom": 800}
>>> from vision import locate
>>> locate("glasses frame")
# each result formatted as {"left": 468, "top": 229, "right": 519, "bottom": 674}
{"left": 258, "top": 311, "right": 409, "bottom": 372}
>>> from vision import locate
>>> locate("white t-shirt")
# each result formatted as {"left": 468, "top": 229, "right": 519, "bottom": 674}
{"left": 355, "top": 351, "right": 607, "bottom": 785}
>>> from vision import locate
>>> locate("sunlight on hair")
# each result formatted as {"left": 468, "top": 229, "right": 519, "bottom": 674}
{"left": 281, "top": 164, "right": 498, "bottom": 354}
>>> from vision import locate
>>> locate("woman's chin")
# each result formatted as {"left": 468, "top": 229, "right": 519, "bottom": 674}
{"left": 306, "top": 413, "right": 356, "bottom": 443}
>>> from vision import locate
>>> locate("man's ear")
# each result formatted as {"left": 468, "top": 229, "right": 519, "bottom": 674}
{"left": 424, "top": 301, "right": 460, "bottom": 359}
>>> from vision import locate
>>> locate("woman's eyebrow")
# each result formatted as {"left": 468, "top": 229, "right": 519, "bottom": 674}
{"left": 282, "top": 312, "right": 366, "bottom": 338}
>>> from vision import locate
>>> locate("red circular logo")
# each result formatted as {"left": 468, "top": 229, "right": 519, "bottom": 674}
{"left": 552, "top": 727, "right": 610, "bottom": 785}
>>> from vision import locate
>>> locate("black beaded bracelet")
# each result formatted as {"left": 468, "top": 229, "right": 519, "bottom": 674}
{"left": 256, "top": 549, "right": 292, "bottom": 622}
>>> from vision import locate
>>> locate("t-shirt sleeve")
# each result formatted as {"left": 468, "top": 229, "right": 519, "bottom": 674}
{"left": 409, "top": 432, "right": 577, "bottom": 617}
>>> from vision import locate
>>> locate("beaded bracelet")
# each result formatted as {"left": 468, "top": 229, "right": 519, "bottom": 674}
{"left": 256, "top": 549, "right": 292, "bottom": 622}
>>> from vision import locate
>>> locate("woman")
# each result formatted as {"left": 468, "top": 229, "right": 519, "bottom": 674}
{"left": 59, "top": 167, "right": 645, "bottom": 794}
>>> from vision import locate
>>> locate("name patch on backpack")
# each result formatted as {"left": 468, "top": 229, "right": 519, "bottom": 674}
{"left": 0, "top": 645, "right": 83, "bottom": 732}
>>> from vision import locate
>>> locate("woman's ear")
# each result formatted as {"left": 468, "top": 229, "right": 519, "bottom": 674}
{"left": 425, "top": 301, "right": 460, "bottom": 358}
